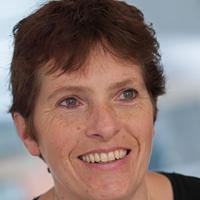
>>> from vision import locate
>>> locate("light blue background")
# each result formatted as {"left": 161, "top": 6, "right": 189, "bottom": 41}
{"left": 0, "top": 0, "right": 200, "bottom": 199}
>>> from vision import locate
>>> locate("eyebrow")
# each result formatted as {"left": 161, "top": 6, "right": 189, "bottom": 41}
{"left": 47, "top": 78, "right": 144, "bottom": 100}
{"left": 47, "top": 86, "right": 93, "bottom": 101}
{"left": 108, "top": 78, "right": 142, "bottom": 90}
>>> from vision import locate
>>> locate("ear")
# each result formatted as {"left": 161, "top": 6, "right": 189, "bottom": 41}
{"left": 14, "top": 112, "right": 41, "bottom": 156}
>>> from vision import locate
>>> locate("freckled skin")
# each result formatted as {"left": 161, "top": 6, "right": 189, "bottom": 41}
{"left": 22, "top": 50, "right": 155, "bottom": 200}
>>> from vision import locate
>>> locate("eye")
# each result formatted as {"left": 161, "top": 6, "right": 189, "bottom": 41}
{"left": 119, "top": 89, "right": 137, "bottom": 100}
{"left": 60, "top": 97, "right": 80, "bottom": 108}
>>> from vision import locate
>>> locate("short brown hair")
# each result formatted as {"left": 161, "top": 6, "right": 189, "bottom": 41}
{"left": 9, "top": 0, "right": 165, "bottom": 140}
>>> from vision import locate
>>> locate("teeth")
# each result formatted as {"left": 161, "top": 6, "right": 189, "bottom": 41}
{"left": 86, "top": 155, "right": 90, "bottom": 163}
{"left": 114, "top": 150, "right": 120, "bottom": 160}
{"left": 80, "top": 149, "right": 128, "bottom": 164}
{"left": 100, "top": 153, "right": 108, "bottom": 162}
{"left": 95, "top": 153, "right": 101, "bottom": 162}
{"left": 82, "top": 156, "right": 86, "bottom": 162}
{"left": 89, "top": 154, "right": 95, "bottom": 163}
{"left": 108, "top": 152, "right": 115, "bottom": 161}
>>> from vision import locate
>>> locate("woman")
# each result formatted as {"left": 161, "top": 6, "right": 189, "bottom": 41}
{"left": 9, "top": 0, "right": 200, "bottom": 199}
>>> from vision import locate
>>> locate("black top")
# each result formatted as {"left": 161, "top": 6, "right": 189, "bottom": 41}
{"left": 33, "top": 173, "right": 200, "bottom": 200}
{"left": 33, "top": 197, "right": 40, "bottom": 200}
{"left": 161, "top": 172, "right": 200, "bottom": 200}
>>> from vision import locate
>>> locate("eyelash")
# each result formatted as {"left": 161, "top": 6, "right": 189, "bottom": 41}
{"left": 118, "top": 89, "right": 137, "bottom": 102}
{"left": 59, "top": 97, "right": 81, "bottom": 109}
{"left": 58, "top": 89, "right": 137, "bottom": 109}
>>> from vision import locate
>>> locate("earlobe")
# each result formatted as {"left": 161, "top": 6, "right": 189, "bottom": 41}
{"left": 13, "top": 113, "right": 41, "bottom": 156}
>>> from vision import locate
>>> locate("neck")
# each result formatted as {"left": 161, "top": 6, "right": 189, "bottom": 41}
{"left": 148, "top": 193, "right": 151, "bottom": 200}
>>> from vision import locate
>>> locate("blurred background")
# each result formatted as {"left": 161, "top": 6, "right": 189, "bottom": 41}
{"left": 0, "top": 0, "right": 200, "bottom": 199}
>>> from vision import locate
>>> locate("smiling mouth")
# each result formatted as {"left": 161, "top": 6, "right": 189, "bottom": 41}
{"left": 79, "top": 149, "right": 130, "bottom": 164}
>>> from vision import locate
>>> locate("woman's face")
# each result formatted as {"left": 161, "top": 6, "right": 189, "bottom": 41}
{"left": 32, "top": 51, "right": 155, "bottom": 199}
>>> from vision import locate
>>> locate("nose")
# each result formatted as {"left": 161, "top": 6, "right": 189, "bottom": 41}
{"left": 86, "top": 103, "right": 120, "bottom": 141}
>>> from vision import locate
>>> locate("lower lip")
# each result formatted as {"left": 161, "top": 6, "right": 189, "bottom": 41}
{"left": 79, "top": 152, "right": 131, "bottom": 170}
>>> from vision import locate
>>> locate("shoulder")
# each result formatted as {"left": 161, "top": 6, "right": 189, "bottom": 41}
{"left": 147, "top": 171, "right": 200, "bottom": 200}
{"left": 32, "top": 187, "right": 54, "bottom": 200}
{"left": 161, "top": 172, "right": 200, "bottom": 199}
{"left": 146, "top": 171, "right": 173, "bottom": 200}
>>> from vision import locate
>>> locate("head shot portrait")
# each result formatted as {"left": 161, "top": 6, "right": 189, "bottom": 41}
{"left": 7, "top": 0, "right": 200, "bottom": 200}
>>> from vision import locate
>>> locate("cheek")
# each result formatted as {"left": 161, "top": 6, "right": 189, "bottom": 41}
{"left": 35, "top": 110, "right": 88, "bottom": 159}
{"left": 121, "top": 107, "right": 154, "bottom": 137}
{"left": 34, "top": 112, "right": 76, "bottom": 152}
{"left": 119, "top": 106, "right": 155, "bottom": 158}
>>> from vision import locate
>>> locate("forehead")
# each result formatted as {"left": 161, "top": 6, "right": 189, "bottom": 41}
{"left": 41, "top": 51, "right": 144, "bottom": 88}
{"left": 35, "top": 50, "right": 148, "bottom": 108}
{"left": 42, "top": 43, "right": 141, "bottom": 76}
